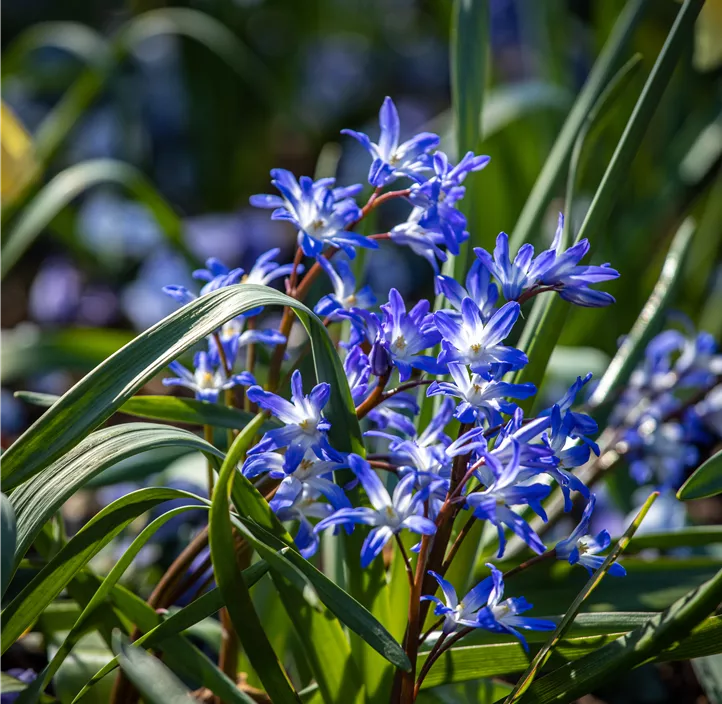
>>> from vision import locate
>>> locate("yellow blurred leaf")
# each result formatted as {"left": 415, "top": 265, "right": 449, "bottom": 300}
{"left": 695, "top": 0, "right": 722, "bottom": 72}
{"left": 1, "top": 102, "right": 38, "bottom": 205}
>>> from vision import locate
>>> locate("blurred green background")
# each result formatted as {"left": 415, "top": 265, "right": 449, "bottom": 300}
{"left": 2, "top": 0, "right": 721, "bottom": 438}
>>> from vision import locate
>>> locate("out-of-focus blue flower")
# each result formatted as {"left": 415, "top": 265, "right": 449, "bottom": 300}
{"left": 474, "top": 216, "right": 619, "bottom": 307}
{"left": 314, "top": 455, "right": 436, "bottom": 567}
{"left": 1, "top": 389, "right": 26, "bottom": 436}
{"left": 163, "top": 350, "right": 254, "bottom": 402}
{"left": 28, "top": 258, "right": 83, "bottom": 324}
{"left": 474, "top": 564, "right": 555, "bottom": 651}
{"left": 347, "top": 289, "right": 442, "bottom": 381}
{"left": 422, "top": 571, "right": 496, "bottom": 635}
{"left": 2, "top": 668, "right": 37, "bottom": 703}
{"left": 314, "top": 256, "right": 376, "bottom": 320}
{"left": 427, "top": 362, "right": 536, "bottom": 426}
{"left": 247, "top": 370, "right": 335, "bottom": 462}
{"left": 435, "top": 298, "right": 527, "bottom": 372}
{"left": 250, "top": 169, "right": 374, "bottom": 258}
{"left": 555, "top": 495, "right": 626, "bottom": 577}
{"left": 465, "top": 442, "right": 549, "bottom": 557}
{"left": 341, "top": 96, "right": 439, "bottom": 187}
{"left": 436, "top": 259, "right": 499, "bottom": 322}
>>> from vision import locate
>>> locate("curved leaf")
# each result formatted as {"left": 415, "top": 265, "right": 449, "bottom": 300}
{"left": 2, "top": 283, "right": 362, "bottom": 490}
{"left": 9, "top": 422, "right": 222, "bottom": 571}
{"left": 1, "top": 493, "right": 16, "bottom": 600}
{"left": 209, "top": 413, "right": 301, "bottom": 704}
{"left": 678, "top": 449, "right": 722, "bottom": 500}
{"left": 1, "top": 159, "right": 188, "bottom": 277}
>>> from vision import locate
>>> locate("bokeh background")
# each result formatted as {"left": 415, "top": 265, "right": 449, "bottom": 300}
{"left": 2, "top": 1, "right": 722, "bottom": 701}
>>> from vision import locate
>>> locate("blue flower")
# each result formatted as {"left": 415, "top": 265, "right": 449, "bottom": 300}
{"left": 555, "top": 495, "right": 626, "bottom": 577}
{"left": 344, "top": 346, "right": 372, "bottom": 404}
{"left": 409, "top": 151, "right": 490, "bottom": 254}
{"left": 341, "top": 96, "right": 439, "bottom": 187}
{"left": 421, "top": 571, "right": 496, "bottom": 635}
{"left": 474, "top": 564, "right": 555, "bottom": 651}
{"left": 367, "top": 393, "right": 420, "bottom": 437}
{"left": 163, "top": 350, "right": 254, "bottom": 402}
{"left": 163, "top": 257, "right": 244, "bottom": 304}
{"left": 243, "top": 247, "right": 301, "bottom": 286}
{"left": 435, "top": 298, "right": 527, "bottom": 373}
{"left": 427, "top": 362, "right": 536, "bottom": 425}
{"left": 474, "top": 216, "right": 619, "bottom": 307}
{"left": 314, "top": 256, "right": 376, "bottom": 320}
{"left": 436, "top": 259, "right": 499, "bottom": 322}
{"left": 348, "top": 289, "right": 443, "bottom": 381}
{"left": 246, "top": 370, "right": 334, "bottom": 461}
{"left": 464, "top": 441, "right": 549, "bottom": 557}
{"left": 314, "top": 454, "right": 436, "bottom": 567}
{"left": 250, "top": 169, "right": 376, "bottom": 258}
{"left": 390, "top": 208, "right": 451, "bottom": 273}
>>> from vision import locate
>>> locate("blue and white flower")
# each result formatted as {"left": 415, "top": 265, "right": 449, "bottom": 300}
{"left": 314, "top": 256, "right": 376, "bottom": 320}
{"left": 314, "top": 454, "right": 436, "bottom": 567}
{"left": 341, "top": 96, "right": 439, "bottom": 187}
{"left": 163, "top": 350, "right": 254, "bottom": 402}
{"left": 436, "top": 259, "right": 499, "bottom": 323}
{"left": 422, "top": 571, "right": 496, "bottom": 635}
{"left": 555, "top": 495, "right": 626, "bottom": 576}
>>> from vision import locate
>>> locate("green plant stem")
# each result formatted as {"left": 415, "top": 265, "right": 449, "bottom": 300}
{"left": 204, "top": 425, "right": 215, "bottom": 498}
{"left": 395, "top": 534, "right": 415, "bottom": 590}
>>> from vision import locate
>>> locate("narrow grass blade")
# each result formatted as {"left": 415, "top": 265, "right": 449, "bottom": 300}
{"left": 508, "top": 0, "right": 648, "bottom": 251}
{"left": 513, "top": 567, "right": 722, "bottom": 704}
{"left": 14, "top": 391, "right": 268, "bottom": 430}
{"left": 503, "top": 492, "right": 658, "bottom": 704}
{"left": 209, "top": 414, "right": 301, "bottom": 704}
{"left": 112, "top": 631, "right": 196, "bottom": 704}
{"left": 678, "top": 449, "right": 722, "bottom": 500}
{"left": 588, "top": 217, "right": 696, "bottom": 417}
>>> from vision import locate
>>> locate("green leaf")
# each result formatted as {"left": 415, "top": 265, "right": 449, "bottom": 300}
{"left": 508, "top": 0, "right": 648, "bottom": 252}
{"left": 1, "top": 672, "right": 56, "bottom": 703}
{"left": 1, "top": 493, "right": 16, "bottom": 600}
{"left": 626, "top": 526, "right": 722, "bottom": 552}
{"left": 588, "top": 217, "right": 697, "bottom": 417}
{"left": 14, "top": 391, "right": 270, "bottom": 431}
{"left": 8, "top": 422, "right": 222, "bottom": 572}
{"left": 678, "top": 449, "right": 722, "bottom": 500}
{"left": 1, "top": 487, "right": 202, "bottom": 653}
{"left": 1, "top": 159, "right": 190, "bottom": 277}
{"left": 112, "top": 631, "right": 196, "bottom": 704}
{"left": 503, "top": 492, "right": 658, "bottom": 704}
{"left": 2, "top": 283, "right": 362, "bottom": 490}
{"left": 209, "top": 414, "right": 301, "bottom": 704}
{"left": 513, "top": 566, "right": 722, "bottom": 704}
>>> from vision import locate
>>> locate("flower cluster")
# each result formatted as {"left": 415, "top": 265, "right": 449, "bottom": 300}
{"left": 160, "top": 96, "right": 626, "bottom": 652}
{"left": 610, "top": 322, "right": 722, "bottom": 490}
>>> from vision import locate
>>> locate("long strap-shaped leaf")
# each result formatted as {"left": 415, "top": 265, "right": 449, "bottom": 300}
{"left": 503, "top": 492, "right": 657, "bottom": 704}
{"left": 0, "top": 493, "right": 16, "bottom": 601}
{"left": 1, "top": 487, "right": 204, "bottom": 652}
{"left": 588, "top": 217, "right": 696, "bottom": 418}
{"left": 677, "top": 449, "right": 722, "bottom": 501}
{"left": 2, "top": 283, "right": 363, "bottom": 490}
{"left": 209, "top": 413, "right": 301, "bottom": 704}
{"left": 9, "top": 422, "right": 223, "bottom": 572}
{"left": 508, "top": 0, "right": 648, "bottom": 252}
{"left": 15, "top": 391, "right": 271, "bottom": 431}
